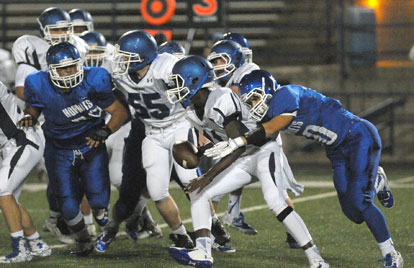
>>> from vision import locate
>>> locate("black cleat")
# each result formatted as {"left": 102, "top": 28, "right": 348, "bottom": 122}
{"left": 211, "top": 218, "right": 231, "bottom": 246}
{"left": 169, "top": 233, "right": 194, "bottom": 249}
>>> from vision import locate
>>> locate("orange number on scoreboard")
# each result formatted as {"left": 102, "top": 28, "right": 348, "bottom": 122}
{"left": 192, "top": 0, "right": 218, "bottom": 17}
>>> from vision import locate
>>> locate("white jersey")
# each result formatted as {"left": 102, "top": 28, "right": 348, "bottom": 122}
{"left": 226, "top": 62, "right": 259, "bottom": 88}
{"left": 12, "top": 35, "right": 89, "bottom": 87}
{"left": 113, "top": 53, "right": 184, "bottom": 128}
{"left": 0, "top": 82, "right": 22, "bottom": 147}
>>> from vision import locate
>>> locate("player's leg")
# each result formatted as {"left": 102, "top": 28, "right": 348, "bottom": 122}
{"left": 96, "top": 119, "right": 146, "bottom": 252}
{"left": 0, "top": 133, "right": 48, "bottom": 263}
{"left": 346, "top": 120, "right": 402, "bottom": 267}
{"left": 169, "top": 162, "right": 252, "bottom": 267}
{"left": 80, "top": 196, "right": 96, "bottom": 237}
{"left": 258, "top": 148, "right": 328, "bottom": 268}
{"left": 46, "top": 148, "right": 92, "bottom": 257}
{"left": 144, "top": 134, "right": 193, "bottom": 248}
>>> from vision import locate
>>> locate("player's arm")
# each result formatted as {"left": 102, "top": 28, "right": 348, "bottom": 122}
{"left": 185, "top": 120, "right": 246, "bottom": 194}
{"left": 86, "top": 98, "right": 128, "bottom": 148}
{"left": 205, "top": 115, "right": 294, "bottom": 159}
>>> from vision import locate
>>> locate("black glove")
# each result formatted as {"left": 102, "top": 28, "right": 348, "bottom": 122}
{"left": 89, "top": 125, "right": 112, "bottom": 142}
{"left": 18, "top": 114, "right": 37, "bottom": 128}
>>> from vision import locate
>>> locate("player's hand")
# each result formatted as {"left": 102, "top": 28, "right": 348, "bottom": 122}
{"left": 184, "top": 175, "right": 213, "bottom": 194}
{"left": 86, "top": 125, "right": 112, "bottom": 148}
{"left": 18, "top": 114, "right": 36, "bottom": 129}
{"left": 204, "top": 137, "right": 245, "bottom": 160}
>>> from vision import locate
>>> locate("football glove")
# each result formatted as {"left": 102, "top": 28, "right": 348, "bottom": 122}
{"left": 89, "top": 125, "right": 112, "bottom": 142}
{"left": 204, "top": 137, "right": 245, "bottom": 160}
{"left": 18, "top": 114, "right": 36, "bottom": 128}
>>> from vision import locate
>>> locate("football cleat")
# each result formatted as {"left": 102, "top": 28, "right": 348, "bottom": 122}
{"left": 42, "top": 216, "right": 75, "bottom": 244}
{"left": 94, "top": 208, "right": 109, "bottom": 232}
{"left": 380, "top": 251, "right": 404, "bottom": 268}
{"left": 125, "top": 224, "right": 139, "bottom": 242}
{"left": 286, "top": 232, "right": 301, "bottom": 249}
{"left": 0, "top": 237, "right": 32, "bottom": 263}
{"left": 70, "top": 239, "right": 94, "bottom": 257}
{"left": 95, "top": 222, "right": 118, "bottom": 253}
{"left": 86, "top": 223, "right": 97, "bottom": 237}
{"left": 27, "top": 237, "right": 52, "bottom": 257}
{"left": 168, "top": 247, "right": 213, "bottom": 268}
{"left": 212, "top": 242, "right": 236, "bottom": 253}
{"left": 376, "top": 166, "right": 395, "bottom": 208}
{"left": 222, "top": 212, "right": 257, "bottom": 235}
{"left": 310, "top": 259, "right": 330, "bottom": 268}
{"left": 138, "top": 223, "right": 163, "bottom": 240}
{"left": 169, "top": 233, "right": 194, "bottom": 249}
{"left": 211, "top": 218, "right": 231, "bottom": 245}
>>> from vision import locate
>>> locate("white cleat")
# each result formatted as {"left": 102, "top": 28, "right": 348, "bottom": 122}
{"left": 43, "top": 217, "right": 75, "bottom": 245}
{"left": 310, "top": 259, "right": 330, "bottom": 268}
{"left": 382, "top": 251, "right": 404, "bottom": 268}
{"left": 27, "top": 237, "right": 52, "bottom": 257}
{"left": 168, "top": 247, "right": 213, "bottom": 268}
{"left": 0, "top": 237, "right": 33, "bottom": 263}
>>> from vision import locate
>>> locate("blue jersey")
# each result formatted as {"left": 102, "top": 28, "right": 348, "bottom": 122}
{"left": 24, "top": 67, "right": 115, "bottom": 149}
{"left": 267, "top": 85, "right": 357, "bottom": 147}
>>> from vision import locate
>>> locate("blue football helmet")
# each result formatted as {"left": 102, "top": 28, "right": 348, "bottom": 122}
{"left": 46, "top": 42, "right": 84, "bottom": 89}
{"left": 38, "top": 7, "right": 73, "bottom": 45}
{"left": 112, "top": 30, "right": 158, "bottom": 75}
{"left": 207, "top": 40, "right": 245, "bottom": 84}
{"left": 167, "top": 55, "right": 215, "bottom": 107}
{"left": 158, "top": 41, "right": 186, "bottom": 59}
{"left": 69, "top": 9, "right": 94, "bottom": 35}
{"left": 222, "top": 32, "right": 253, "bottom": 63}
{"left": 238, "top": 70, "right": 279, "bottom": 121}
{"left": 79, "top": 31, "right": 107, "bottom": 67}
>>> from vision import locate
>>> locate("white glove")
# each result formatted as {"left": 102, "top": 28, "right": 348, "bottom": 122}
{"left": 204, "top": 137, "right": 245, "bottom": 160}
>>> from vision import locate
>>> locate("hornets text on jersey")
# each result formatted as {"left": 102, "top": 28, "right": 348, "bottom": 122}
{"left": 23, "top": 67, "right": 115, "bottom": 149}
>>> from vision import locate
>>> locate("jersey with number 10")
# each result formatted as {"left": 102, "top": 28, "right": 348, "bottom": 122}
{"left": 267, "top": 85, "right": 356, "bottom": 148}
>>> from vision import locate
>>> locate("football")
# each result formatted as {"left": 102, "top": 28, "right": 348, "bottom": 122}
{"left": 172, "top": 141, "right": 200, "bottom": 169}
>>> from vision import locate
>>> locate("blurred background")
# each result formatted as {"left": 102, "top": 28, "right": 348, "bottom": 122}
{"left": 1, "top": 0, "right": 413, "bottom": 166}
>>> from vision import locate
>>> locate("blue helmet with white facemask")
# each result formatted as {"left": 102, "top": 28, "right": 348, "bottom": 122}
{"left": 238, "top": 70, "right": 278, "bottom": 121}
{"left": 46, "top": 42, "right": 84, "bottom": 89}
{"left": 112, "top": 30, "right": 158, "bottom": 75}
{"left": 38, "top": 7, "right": 73, "bottom": 45}
{"left": 167, "top": 55, "right": 215, "bottom": 107}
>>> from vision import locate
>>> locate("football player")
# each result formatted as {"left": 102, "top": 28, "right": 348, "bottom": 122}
{"left": 12, "top": 6, "right": 89, "bottom": 245}
{"left": 79, "top": 30, "right": 162, "bottom": 241}
{"left": 68, "top": 9, "right": 94, "bottom": 36}
{"left": 204, "top": 70, "right": 403, "bottom": 268}
{"left": 20, "top": 42, "right": 127, "bottom": 256}
{"left": 166, "top": 56, "right": 329, "bottom": 268}
{"left": 95, "top": 30, "right": 195, "bottom": 253}
{"left": 207, "top": 38, "right": 302, "bottom": 248}
{"left": 0, "top": 81, "right": 51, "bottom": 263}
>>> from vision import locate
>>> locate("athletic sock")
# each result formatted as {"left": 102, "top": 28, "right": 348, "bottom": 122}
{"left": 11, "top": 230, "right": 24, "bottom": 238}
{"left": 26, "top": 231, "right": 40, "bottom": 240}
{"left": 196, "top": 237, "right": 212, "bottom": 256}
{"left": 378, "top": 238, "right": 396, "bottom": 257}
{"left": 227, "top": 194, "right": 241, "bottom": 217}
{"left": 83, "top": 213, "right": 93, "bottom": 225}
{"left": 172, "top": 223, "right": 187, "bottom": 235}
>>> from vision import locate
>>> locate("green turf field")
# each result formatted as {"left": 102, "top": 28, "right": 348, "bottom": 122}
{"left": 0, "top": 168, "right": 412, "bottom": 267}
